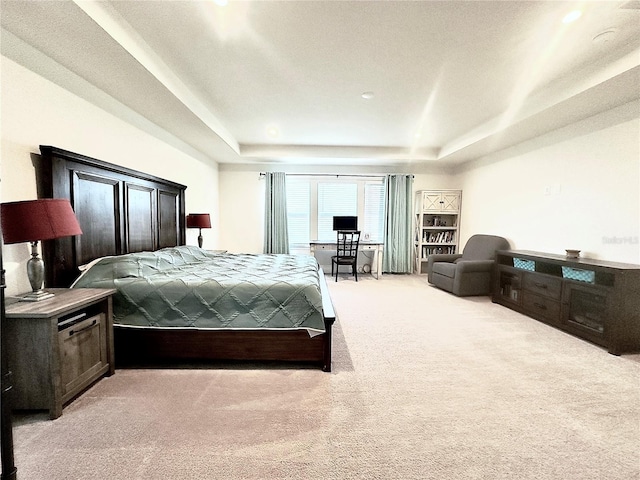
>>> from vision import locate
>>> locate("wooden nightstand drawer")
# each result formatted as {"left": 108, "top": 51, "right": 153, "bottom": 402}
{"left": 59, "top": 313, "right": 108, "bottom": 401}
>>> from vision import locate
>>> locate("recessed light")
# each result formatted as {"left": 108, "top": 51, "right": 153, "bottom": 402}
{"left": 266, "top": 126, "right": 279, "bottom": 138}
{"left": 562, "top": 10, "right": 582, "bottom": 24}
{"left": 361, "top": 91, "right": 375, "bottom": 99}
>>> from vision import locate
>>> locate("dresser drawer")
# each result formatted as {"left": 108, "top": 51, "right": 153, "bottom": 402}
{"left": 523, "top": 273, "right": 562, "bottom": 300}
{"left": 522, "top": 292, "right": 561, "bottom": 323}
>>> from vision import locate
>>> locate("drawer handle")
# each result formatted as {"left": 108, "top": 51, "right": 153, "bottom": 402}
{"left": 534, "top": 282, "right": 548, "bottom": 289}
{"left": 69, "top": 319, "right": 97, "bottom": 336}
{"left": 533, "top": 302, "right": 547, "bottom": 310}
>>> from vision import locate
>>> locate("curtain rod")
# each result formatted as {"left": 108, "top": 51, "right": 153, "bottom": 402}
{"left": 259, "top": 173, "right": 413, "bottom": 178}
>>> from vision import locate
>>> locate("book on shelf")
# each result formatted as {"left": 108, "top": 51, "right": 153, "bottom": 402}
{"left": 422, "top": 230, "right": 456, "bottom": 243}
{"left": 422, "top": 245, "right": 456, "bottom": 258}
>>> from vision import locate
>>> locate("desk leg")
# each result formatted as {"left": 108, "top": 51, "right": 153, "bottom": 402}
{"left": 375, "top": 246, "right": 383, "bottom": 279}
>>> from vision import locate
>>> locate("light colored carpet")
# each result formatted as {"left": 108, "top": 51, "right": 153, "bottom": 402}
{"left": 11, "top": 274, "right": 640, "bottom": 479}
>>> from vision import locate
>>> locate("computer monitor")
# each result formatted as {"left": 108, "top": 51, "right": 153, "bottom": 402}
{"left": 332, "top": 216, "right": 358, "bottom": 231}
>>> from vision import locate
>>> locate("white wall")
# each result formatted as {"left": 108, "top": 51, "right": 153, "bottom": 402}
{"left": 453, "top": 101, "right": 640, "bottom": 264}
{"left": 218, "top": 169, "right": 265, "bottom": 253}
{"left": 218, "top": 162, "right": 454, "bottom": 254}
{"left": 1, "top": 56, "right": 220, "bottom": 296}
{"left": 218, "top": 103, "right": 640, "bottom": 266}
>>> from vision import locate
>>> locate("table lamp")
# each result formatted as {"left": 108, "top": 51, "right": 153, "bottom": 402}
{"left": 186, "top": 213, "right": 211, "bottom": 248}
{"left": 1, "top": 199, "right": 82, "bottom": 301}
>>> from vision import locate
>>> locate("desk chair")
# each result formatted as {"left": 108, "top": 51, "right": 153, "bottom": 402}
{"left": 331, "top": 231, "right": 361, "bottom": 281}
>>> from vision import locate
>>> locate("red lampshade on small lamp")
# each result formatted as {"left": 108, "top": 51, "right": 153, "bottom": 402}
{"left": 186, "top": 213, "right": 211, "bottom": 248}
{"left": 1, "top": 199, "right": 82, "bottom": 301}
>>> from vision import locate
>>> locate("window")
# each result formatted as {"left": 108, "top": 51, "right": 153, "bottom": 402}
{"left": 286, "top": 176, "right": 386, "bottom": 249}
{"left": 317, "top": 183, "right": 357, "bottom": 241}
{"left": 286, "top": 181, "right": 310, "bottom": 247}
{"left": 364, "top": 182, "right": 385, "bottom": 242}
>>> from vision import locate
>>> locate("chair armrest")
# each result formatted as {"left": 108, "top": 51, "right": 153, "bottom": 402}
{"left": 426, "top": 253, "right": 462, "bottom": 283}
{"left": 428, "top": 253, "right": 462, "bottom": 264}
{"left": 455, "top": 260, "right": 495, "bottom": 273}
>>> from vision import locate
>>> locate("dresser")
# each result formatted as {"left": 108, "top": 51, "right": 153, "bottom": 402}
{"left": 493, "top": 250, "right": 640, "bottom": 355}
{"left": 5, "top": 288, "right": 115, "bottom": 418}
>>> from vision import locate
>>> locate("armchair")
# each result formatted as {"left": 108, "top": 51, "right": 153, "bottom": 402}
{"left": 427, "top": 234, "right": 510, "bottom": 296}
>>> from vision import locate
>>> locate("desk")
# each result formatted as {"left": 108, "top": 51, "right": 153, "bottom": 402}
{"left": 309, "top": 241, "right": 384, "bottom": 279}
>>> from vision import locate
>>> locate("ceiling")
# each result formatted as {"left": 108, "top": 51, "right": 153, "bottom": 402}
{"left": 1, "top": 0, "right": 639, "bottom": 167}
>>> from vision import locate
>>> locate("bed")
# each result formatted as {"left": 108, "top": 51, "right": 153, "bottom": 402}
{"left": 35, "top": 146, "right": 335, "bottom": 371}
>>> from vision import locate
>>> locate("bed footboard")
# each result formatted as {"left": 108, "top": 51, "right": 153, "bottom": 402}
{"left": 113, "top": 326, "right": 330, "bottom": 369}
{"left": 115, "top": 270, "right": 336, "bottom": 371}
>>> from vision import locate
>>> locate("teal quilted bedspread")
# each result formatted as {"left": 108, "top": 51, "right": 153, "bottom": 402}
{"left": 72, "top": 246, "right": 325, "bottom": 334}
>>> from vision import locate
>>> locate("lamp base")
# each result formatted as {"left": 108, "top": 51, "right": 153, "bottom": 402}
{"left": 21, "top": 289, "right": 55, "bottom": 302}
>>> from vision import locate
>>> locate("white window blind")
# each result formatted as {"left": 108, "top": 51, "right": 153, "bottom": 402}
{"left": 363, "top": 182, "right": 385, "bottom": 242}
{"left": 317, "top": 183, "right": 357, "bottom": 241}
{"left": 286, "top": 180, "right": 310, "bottom": 247}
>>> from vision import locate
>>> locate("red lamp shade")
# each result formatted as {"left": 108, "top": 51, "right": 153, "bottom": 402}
{"left": 1, "top": 199, "right": 82, "bottom": 244}
{"left": 186, "top": 213, "right": 211, "bottom": 229}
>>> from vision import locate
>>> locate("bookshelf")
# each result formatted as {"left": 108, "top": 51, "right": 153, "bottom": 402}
{"left": 414, "top": 190, "right": 462, "bottom": 274}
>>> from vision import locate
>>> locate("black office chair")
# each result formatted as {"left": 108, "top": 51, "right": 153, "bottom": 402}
{"left": 331, "top": 230, "right": 361, "bottom": 282}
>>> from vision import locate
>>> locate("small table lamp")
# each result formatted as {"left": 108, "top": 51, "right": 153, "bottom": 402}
{"left": 186, "top": 213, "right": 211, "bottom": 248}
{"left": 1, "top": 199, "right": 82, "bottom": 301}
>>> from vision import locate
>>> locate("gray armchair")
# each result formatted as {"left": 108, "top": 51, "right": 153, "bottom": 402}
{"left": 427, "top": 234, "right": 510, "bottom": 296}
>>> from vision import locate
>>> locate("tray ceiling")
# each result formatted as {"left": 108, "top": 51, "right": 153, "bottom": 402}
{"left": 1, "top": 0, "right": 639, "bottom": 167}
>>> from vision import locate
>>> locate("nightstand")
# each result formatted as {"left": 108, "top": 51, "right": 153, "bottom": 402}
{"left": 5, "top": 288, "right": 116, "bottom": 419}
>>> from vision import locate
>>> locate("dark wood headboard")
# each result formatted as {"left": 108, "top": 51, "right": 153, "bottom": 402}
{"left": 35, "top": 146, "right": 187, "bottom": 287}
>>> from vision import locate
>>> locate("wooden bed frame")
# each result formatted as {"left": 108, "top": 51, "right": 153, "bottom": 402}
{"left": 35, "top": 146, "right": 335, "bottom": 371}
